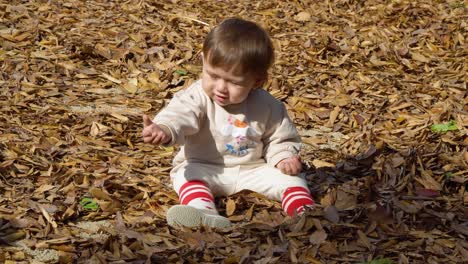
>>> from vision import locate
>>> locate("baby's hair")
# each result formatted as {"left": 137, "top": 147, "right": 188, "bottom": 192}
{"left": 203, "top": 18, "right": 274, "bottom": 79}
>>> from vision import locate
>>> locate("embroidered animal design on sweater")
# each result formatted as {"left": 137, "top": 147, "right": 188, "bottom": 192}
{"left": 221, "top": 116, "right": 256, "bottom": 156}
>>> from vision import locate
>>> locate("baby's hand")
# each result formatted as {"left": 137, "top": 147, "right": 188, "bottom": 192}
{"left": 276, "top": 156, "right": 302, "bottom": 175}
{"left": 142, "top": 115, "right": 171, "bottom": 145}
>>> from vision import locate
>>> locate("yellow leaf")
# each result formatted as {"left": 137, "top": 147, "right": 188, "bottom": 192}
{"left": 35, "top": 184, "right": 55, "bottom": 194}
{"left": 147, "top": 71, "right": 161, "bottom": 84}
{"left": 415, "top": 170, "right": 442, "bottom": 191}
{"left": 101, "top": 73, "right": 121, "bottom": 84}
{"left": 303, "top": 137, "right": 327, "bottom": 147}
{"left": 312, "top": 159, "right": 335, "bottom": 168}
{"left": 90, "top": 187, "right": 113, "bottom": 201}
{"left": 396, "top": 116, "right": 406, "bottom": 123}
{"left": 305, "top": 256, "right": 323, "bottom": 264}
{"left": 39, "top": 204, "right": 58, "bottom": 228}
{"left": 14, "top": 32, "right": 30, "bottom": 41}
{"left": 333, "top": 94, "right": 352, "bottom": 107}
{"left": 111, "top": 113, "right": 129, "bottom": 122}
{"left": 245, "top": 204, "right": 255, "bottom": 221}
{"left": 320, "top": 190, "right": 336, "bottom": 206}
{"left": 122, "top": 78, "right": 138, "bottom": 93}
{"left": 58, "top": 62, "right": 77, "bottom": 71}
{"left": 330, "top": 54, "right": 350, "bottom": 67}
{"left": 90, "top": 122, "right": 110, "bottom": 137}
{"left": 357, "top": 230, "right": 372, "bottom": 250}
{"left": 326, "top": 106, "right": 340, "bottom": 127}
{"left": 294, "top": 11, "right": 311, "bottom": 22}
{"left": 360, "top": 40, "right": 373, "bottom": 47}
{"left": 356, "top": 72, "right": 372, "bottom": 83}
{"left": 226, "top": 198, "right": 236, "bottom": 216}
{"left": 370, "top": 55, "right": 390, "bottom": 66}
{"left": 411, "top": 52, "right": 430, "bottom": 63}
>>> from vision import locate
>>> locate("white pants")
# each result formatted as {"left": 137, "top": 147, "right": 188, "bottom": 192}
{"left": 171, "top": 162, "right": 309, "bottom": 201}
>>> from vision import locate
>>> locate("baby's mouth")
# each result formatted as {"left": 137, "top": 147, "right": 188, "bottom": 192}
{"left": 215, "top": 94, "right": 228, "bottom": 101}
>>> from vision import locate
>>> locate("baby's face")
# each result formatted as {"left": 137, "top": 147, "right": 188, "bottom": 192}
{"left": 201, "top": 58, "right": 260, "bottom": 106}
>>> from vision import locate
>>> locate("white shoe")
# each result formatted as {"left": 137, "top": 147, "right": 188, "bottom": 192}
{"left": 166, "top": 205, "right": 231, "bottom": 229}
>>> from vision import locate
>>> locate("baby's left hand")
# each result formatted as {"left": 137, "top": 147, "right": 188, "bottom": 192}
{"left": 276, "top": 156, "right": 302, "bottom": 175}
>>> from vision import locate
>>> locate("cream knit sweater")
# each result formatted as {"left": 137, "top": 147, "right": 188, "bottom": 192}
{"left": 154, "top": 80, "right": 301, "bottom": 168}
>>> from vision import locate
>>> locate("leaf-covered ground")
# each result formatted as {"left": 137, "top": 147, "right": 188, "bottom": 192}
{"left": 0, "top": 0, "right": 467, "bottom": 263}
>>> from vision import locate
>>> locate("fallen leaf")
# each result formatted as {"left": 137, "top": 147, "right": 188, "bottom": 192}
{"left": 309, "top": 230, "right": 327, "bottom": 245}
{"left": 431, "top": 120, "right": 458, "bottom": 133}
{"left": 226, "top": 198, "right": 236, "bottom": 216}
{"left": 411, "top": 52, "right": 430, "bottom": 63}
{"left": 324, "top": 205, "right": 340, "bottom": 223}
{"left": 294, "top": 11, "right": 311, "bottom": 22}
{"left": 313, "top": 159, "right": 335, "bottom": 168}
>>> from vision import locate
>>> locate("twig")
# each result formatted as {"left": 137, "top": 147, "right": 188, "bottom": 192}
{"left": 274, "top": 32, "right": 317, "bottom": 38}
{"left": 178, "top": 15, "right": 210, "bottom": 26}
{"left": 162, "top": 12, "right": 210, "bottom": 26}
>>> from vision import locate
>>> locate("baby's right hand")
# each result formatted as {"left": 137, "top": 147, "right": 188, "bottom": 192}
{"left": 142, "top": 115, "right": 171, "bottom": 145}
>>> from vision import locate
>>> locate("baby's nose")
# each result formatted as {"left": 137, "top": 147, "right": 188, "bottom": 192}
{"left": 216, "top": 79, "right": 228, "bottom": 92}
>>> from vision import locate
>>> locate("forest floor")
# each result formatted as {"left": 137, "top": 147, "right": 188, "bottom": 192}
{"left": 0, "top": 0, "right": 467, "bottom": 263}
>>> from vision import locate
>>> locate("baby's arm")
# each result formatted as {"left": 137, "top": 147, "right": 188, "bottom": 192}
{"left": 145, "top": 82, "right": 206, "bottom": 146}
{"left": 263, "top": 103, "right": 302, "bottom": 175}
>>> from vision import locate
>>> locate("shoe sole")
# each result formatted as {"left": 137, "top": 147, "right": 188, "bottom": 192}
{"left": 166, "top": 205, "right": 231, "bottom": 229}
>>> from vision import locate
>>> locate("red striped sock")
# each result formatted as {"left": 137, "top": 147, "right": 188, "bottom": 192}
{"left": 282, "top": 186, "right": 315, "bottom": 216}
{"left": 178, "top": 181, "right": 218, "bottom": 214}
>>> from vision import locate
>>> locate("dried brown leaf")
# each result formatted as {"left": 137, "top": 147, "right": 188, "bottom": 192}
{"left": 294, "top": 11, "right": 311, "bottom": 22}
{"left": 226, "top": 198, "right": 236, "bottom": 216}
{"left": 309, "top": 230, "right": 327, "bottom": 245}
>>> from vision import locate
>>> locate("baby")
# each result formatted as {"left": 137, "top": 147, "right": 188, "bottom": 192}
{"left": 142, "top": 18, "right": 314, "bottom": 228}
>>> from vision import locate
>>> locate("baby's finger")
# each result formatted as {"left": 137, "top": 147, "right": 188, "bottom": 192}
{"left": 289, "top": 162, "right": 300, "bottom": 175}
{"left": 143, "top": 135, "right": 154, "bottom": 143}
{"left": 142, "top": 128, "right": 152, "bottom": 137}
{"left": 283, "top": 162, "right": 293, "bottom": 175}
{"left": 290, "top": 166, "right": 299, "bottom": 175}
{"left": 152, "top": 133, "right": 164, "bottom": 145}
{"left": 277, "top": 162, "right": 285, "bottom": 173}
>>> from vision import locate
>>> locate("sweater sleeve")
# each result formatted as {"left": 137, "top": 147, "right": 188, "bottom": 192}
{"left": 262, "top": 102, "right": 301, "bottom": 167}
{"left": 153, "top": 82, "right": 206, "bottom": 146}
